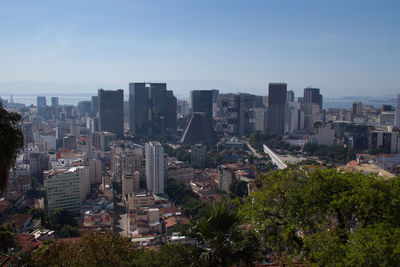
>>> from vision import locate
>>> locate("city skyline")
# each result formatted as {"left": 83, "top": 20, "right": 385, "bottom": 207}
{"left": 1, "top": 0, "right": 399, "bottom": 97}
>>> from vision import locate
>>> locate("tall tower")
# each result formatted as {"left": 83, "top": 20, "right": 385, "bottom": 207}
{"left": 98, "top": 89, "right": 124, "bottom": 138}
{"left": 51, "top": 97, "right": 59, "bottom": 108}
{"left": 395, "top": 94, "right": 400, "bottom": 128}
{"left": 129, "top": 83, "right": 167, "bottom": 136}
{"left": 267, "top": 83, "right": 287, "bottom": 135}
{"left": 166, "top": 90, "right": 177, "bottom": 133}
{"left": 190, "top": 90, "right": 214, "bottom": 120}
{"left": 145, "top": 142, "right": 164, "bottom": 194}
{"left": 303, "top": 87, "right": 323, "bottom": 132}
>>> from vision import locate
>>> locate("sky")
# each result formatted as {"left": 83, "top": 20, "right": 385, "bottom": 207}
{"left": 0, "top": 0, "right": 399, "bottom": 99}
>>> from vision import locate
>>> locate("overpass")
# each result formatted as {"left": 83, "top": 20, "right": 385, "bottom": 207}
{"left": 263, "top": 144, "right": 287, "bottom": 170}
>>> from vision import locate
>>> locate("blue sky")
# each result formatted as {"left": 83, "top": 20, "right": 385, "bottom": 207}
{"left": 0, "top": 0, "right": 399, "bottom": 98}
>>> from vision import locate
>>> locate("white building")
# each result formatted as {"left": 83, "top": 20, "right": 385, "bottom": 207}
{"left": 145, "top": 142, "right": 165, "bottom": 194}
{"left": 44, "top": 166, "right": 89, "bottom": 215}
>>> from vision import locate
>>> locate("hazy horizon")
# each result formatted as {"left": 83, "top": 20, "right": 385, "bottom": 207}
{"left": 1, "top": 1, "right": 399, "bottom": 97}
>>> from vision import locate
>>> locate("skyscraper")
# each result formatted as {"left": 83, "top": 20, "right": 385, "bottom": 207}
{"left": 145, "top": 142, "right": 164, "bottom": 194}
{"left": 394, "top": 95, "right": 400, "bottom": 128}
{"left": 91, "top": 96, "right": 99, "bottom": 117}
{"left": 304, "top": 88, "right": 322, "bottom": 109}
{"left": 166, "top": 90, "right": 177, "bottom": 133}
{"left": 51, "top": 97, "right": 59, "bottom": 107}
{"left": 37, "top": 96, "right": 46, "bottom": 107}
{"left": 303, "top": 88, "right": 323, "bottom": 132}
{"left": 37, "top": 96, "right": 47, "bottom": 116}
{"left": 98, "top": 89, "right": 124, "bottom": 138}
{"left": 267, "top": 83, "right": 287, "bottom": 135}
{"left": 190, "top": 90, "right": 214, "bottom": 120}
{"left": 129, "top": 82, "right": 167, "bottom": 136}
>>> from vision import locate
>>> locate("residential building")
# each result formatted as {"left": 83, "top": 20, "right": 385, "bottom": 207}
{"left": 44, "top": 166, "right": 89, "bottom": 215}
{"left": 145, "top": 142, "right": 165, "bottom": 194}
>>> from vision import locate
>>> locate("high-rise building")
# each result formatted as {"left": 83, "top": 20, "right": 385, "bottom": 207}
{"left": 91, "top": 96, "right": 99, "bottom": 117}
{"left": 190, "top": 90, "right": 214, "bottom": 120}
{"left": 44, "top": 166, "right": 89, "bottom": 215}
{"left": 51, "top": 97, "right": 59, "bottom": 108}
{"left": 166, "top": 90, "right": 177, "bottom": 133}
{"left": 395, "top": 94, "right": 400, "bottom": 128}
{"left": 37, "top": 96, "right": 47, "bottom": 116}
{"left": 89, "top": 159, "right": 102, "bottom": 185}
{"left": 267, "top": 83, "right": 287, "bottom": 135}
{"left": 177, "top": 100, "right": 189, "bottom": 118}
{"left": 145, "top": 142, "right": 164, "bottom": 194}
{"left": 37, "top": 96, "right": 46, "bottom": 108}
{"left": 77, "top": 101, "right": 92, "bottom": 117}
{"left": 129, "top": 82, "right": 167, "bottom": 136}
{"left": 98, "top": 89, "right": 124, "bottom": 138}
{"left": 303, "top": 88, "right": 323, "bottom": 132}
{"left": 304, "top": 88, "right": 323, "bottom": 109}
{"left": 352, "top": 102, "right": 363, "bottom": 116}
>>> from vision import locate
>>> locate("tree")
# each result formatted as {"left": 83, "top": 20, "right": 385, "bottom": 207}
{"left": 240, "top": 167, "right": 400, "bottom": 265}
{"left": 0, "top": 102, "right": 24, "bottom": 192}
{"left": 46, "top": 208, "right": 77, "bottom": 231}
{"left": 0, "top": 224, "right": 16, "bottom": 253}
{"left": 59, "top": 225, "right": 80, "bottom": 238}
{"left": 189, "top": 200, "right": 259, "bottom": 266}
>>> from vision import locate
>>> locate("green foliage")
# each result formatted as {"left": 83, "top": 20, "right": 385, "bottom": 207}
{"left": 189, "top": 200, "right": 260, "bottom": 267}
{"left": 0, "top": 102, "right": 24, "bottom": 192}
{"left": 0, "top": 224, "right": 16, "bottom": 253}
{"left": 302, "top": 143, "right": 351, "bottom": 164}
{"left": 45, "top": 208, "right": 78, "bottom": 235}
{"left": 249, "top": 131, "right": 294, "bottom": 152}
{"left": 28, "top": 208, "right": 46, "bottom": 224}
{"left": 59, "top": 224, "right": 80, "bottom": 238}
{"left": 16, "top": 231, "right": 201, "bottom": 267}
{"left": 165, "top": 179, "right": 205, "bottom": 220}
{"left": 229, "top": 178, "right": 248, "bottom": 199}
{"left": 240, "top": 167, "right": 400, "bottom": 265}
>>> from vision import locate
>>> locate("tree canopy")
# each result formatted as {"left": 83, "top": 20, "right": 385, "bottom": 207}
{"left": 240, "top": 167, "right": 400, "bottom": 266}
{"left": 0, "top": 102, "right": 24, "bottom": 192}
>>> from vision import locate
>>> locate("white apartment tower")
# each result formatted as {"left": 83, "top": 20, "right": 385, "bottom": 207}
{"left": 145, "top": 142, "right": 164, "bottom": 194}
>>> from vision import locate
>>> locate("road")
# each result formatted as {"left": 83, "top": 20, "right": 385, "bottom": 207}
{"left": 263, "top": 144, "right": 287, "bottom": 169}
{"left": 246, "top": 142, "right": 263, "bottom": 158}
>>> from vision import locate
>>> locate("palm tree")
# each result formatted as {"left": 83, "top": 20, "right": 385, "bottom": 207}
{"left": 0, "top": 101, "right": 23, "bottom": 192}
{"left": 189, "top": 200, "right": 259, "bottom": 267}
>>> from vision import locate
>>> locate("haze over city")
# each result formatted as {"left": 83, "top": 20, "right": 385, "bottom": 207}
{"left": 1, "top": 0, "right": 399, "bottom": 98}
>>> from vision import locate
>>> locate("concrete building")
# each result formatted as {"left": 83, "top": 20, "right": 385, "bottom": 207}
{"left": 303, "top": 88, "right": 323, "bottom": 133}
{"left": 51, "top": 97, "right": 59, "bottom": 108}
{"left": 92, "top": 131, "right": 116, "bottom": 152}
{"left": 89, "top": 159, "right": 102, "bottom": 185}
{"left": 44, "top": 166, "right": 89, "bottom": 215}
{"left": 122, "top": 171, "right": 140, "bottom": 196}
{"left": 191, "top": 144, "right": 207, "bottom": 168}
{"left": 98, "top": 89, "right": 124, "bottom": 139}
{"left": 267, "top": 83, "right": 287, "bottom": 135}
{"left": 370, "top": 131, "right": 400, "bottom": 154}
{"left": 395, "top": 94, "right": 400, "bottom": 128}
{"left": 145, "top": 142, "right": 165, "bottom": 194}
{"left": 166, "top": 90, "right": 177, "bottom": 133}
{"left": 129, "top": 82, "right": 167, "bottom": 136}
{"left": 190, "top": 90, "right": 214, "bottom": 120}
{"left": 177, "top": 100, "right": 189, "bottom": 118}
